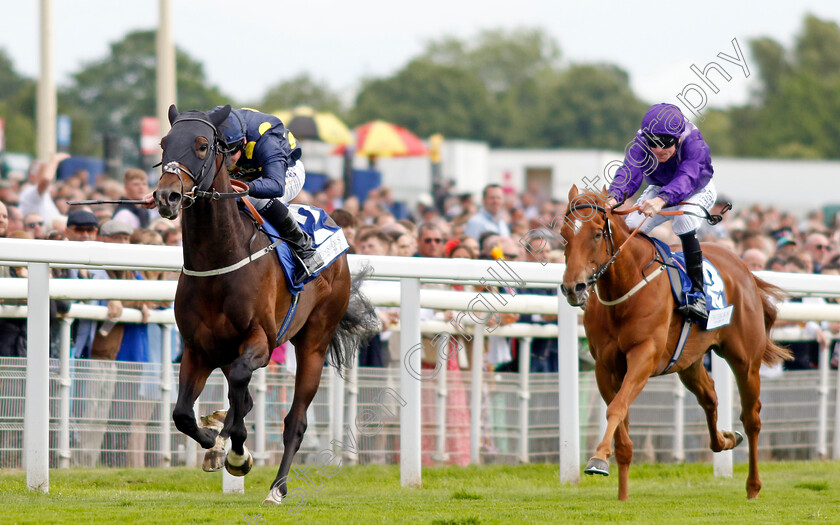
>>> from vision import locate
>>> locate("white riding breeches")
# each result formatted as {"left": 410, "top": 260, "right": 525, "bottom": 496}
{"left": 623, "top": 180, "right": 717, "bottom": 235}
{"left": 281, "top": 160, "right": 306, "bottom": 205}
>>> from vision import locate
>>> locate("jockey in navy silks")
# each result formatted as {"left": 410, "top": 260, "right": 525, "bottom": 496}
{"left": 606, "top": 103, "right": 716, "bottom": 323}
{"left": 211, "top": 107, "right": 323, "bottom": 284}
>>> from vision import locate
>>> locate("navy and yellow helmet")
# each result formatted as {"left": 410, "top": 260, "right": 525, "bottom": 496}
{"left": 212, "top": 106, "right": 247, "bottom": 149}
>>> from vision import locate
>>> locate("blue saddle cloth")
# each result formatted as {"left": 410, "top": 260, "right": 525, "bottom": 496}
{"left": 647, "top": 236, "right": 729, "bottom": 311}
{"left": 257, "top": 204, "right": 349, "bottom": 296}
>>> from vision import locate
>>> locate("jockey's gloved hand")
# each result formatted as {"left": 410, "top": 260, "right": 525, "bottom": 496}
{"left": 245, "top": 182, "right": 255, "bottom": 196}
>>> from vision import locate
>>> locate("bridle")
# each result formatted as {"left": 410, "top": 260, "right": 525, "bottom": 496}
{"left": 160, "top": 116, "right": 242, "bottom": 210}
{"left": 158, "top": 112, "right": 277, "bottom": 277}
{"left": 565, "top": 203, "right": 624, "bottom": 287}
{"left": 566, "top": 199, "right": 730, "bottom": 294}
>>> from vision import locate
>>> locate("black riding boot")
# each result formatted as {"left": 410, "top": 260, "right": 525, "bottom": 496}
{"left": 677, "top": 231, "right": 708, "bottom": 324}
{"left": 256, "top": 198, "right": 324, "bottom": 284}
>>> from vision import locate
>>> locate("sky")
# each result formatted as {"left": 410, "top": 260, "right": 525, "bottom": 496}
{"left": 1, "top": 0, "right": 840, "bottom": 112}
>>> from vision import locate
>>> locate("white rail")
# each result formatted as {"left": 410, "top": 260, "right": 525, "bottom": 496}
{"left": 2, "top": 238, "right": 840, "bottom": 493}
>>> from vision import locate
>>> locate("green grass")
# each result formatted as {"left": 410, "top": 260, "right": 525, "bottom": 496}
{"left": 1, "top": 462, "right": 839, "bottom": 524}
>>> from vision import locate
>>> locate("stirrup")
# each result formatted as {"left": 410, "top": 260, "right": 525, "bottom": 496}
{"left": 290, "top": 250, "right": 324, "bottom": 285}
{"left": 677, "top": 291, "right": 708, "bottom": 322}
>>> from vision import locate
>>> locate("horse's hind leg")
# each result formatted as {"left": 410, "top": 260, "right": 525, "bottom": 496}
{"left": 172, "top": 348, "right": 218, "bottom": 450}
{"left": 614, "top": 417, "right": 633, "bottom": 501}
{"left": 677, "top": 358, "right": 742, "bottom": 453}
{"left": 731, "top": 351, "right": 763, "bottom": 498}
{"left": 265, "top": 342, "right": 330, "bottom": 505}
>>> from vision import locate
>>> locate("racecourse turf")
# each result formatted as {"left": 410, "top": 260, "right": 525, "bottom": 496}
{"left": 1, "top": 462, "right": 838, "bottom": 524}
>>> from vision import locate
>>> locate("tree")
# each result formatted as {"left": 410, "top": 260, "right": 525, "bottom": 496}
{"left": 351, "top": 58, "right": 500, "bottom": 141}
{"left": 421, "top": 27, "right": 562, "bottom": 95}
{"left": 260, "top": 73, "right": 344, "bottom": 115}
{"left": 62, "top": 30, "right": 230, "bottom": 167}
{"left": 731, "top": 14, "right": 840, "bottom": 158}
{"left": 350, "top": 28, "right": 654, "bottom": 149}
{"left": 0, "top": 48, "right": 37, "bottom": 154}
{"left": 539, "top": 64, "right": 647, "bottom": 150}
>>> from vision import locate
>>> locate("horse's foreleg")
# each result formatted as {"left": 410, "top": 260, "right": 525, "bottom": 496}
{"left": 587, "top": 343, "right": 656, "bottom": 480}
{"left": 266, "top": 346, "right": 328, "bottom": 505}
{"left": 224, "top": 335, "right": 269, "bottom": 477}
{"left": 172, "top": 349, "right": 218, "bottom": 449}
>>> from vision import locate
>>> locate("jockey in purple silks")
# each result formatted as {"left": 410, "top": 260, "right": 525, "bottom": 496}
{"left": 607, "top": 103, "right": 716, "bottom": 323}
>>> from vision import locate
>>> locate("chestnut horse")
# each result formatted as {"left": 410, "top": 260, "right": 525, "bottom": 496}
{"left": 154, "top": 105, "right": 374, "bottom": 505}
{"left": 559, "top": 185, "right": 791, "bottom": 501}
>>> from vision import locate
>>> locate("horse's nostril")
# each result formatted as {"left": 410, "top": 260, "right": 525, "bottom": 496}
{"left": 560, "top": 284, "right": 568, "bottom": 296}
{"left": 168, "top": 192, "right": 181, "bottom": 204}
{"left": 574, "top": 283, "right": 587, "bottom": 294}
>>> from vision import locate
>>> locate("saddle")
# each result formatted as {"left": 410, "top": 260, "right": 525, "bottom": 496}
{"left": 239, "top": 201, "right": 349, "bottom": 295}
{"left": 645, "top": 235, "right": 734, "bottom": 331}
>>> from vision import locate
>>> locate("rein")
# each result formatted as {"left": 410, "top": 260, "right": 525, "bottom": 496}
{"left": 569, "top": 200, "right": 729, "bottom": 305}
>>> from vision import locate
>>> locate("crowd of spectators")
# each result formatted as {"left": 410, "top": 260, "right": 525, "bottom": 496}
{"left": 2, "top": 155, "right": 840, "bottom": 374}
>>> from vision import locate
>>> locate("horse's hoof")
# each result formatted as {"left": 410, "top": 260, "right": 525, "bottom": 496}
{"left": 225, "top": 449, "right": 254, "bottom": 477}
{"left": 584, "top": 457, "right": 610, "bottom": 476}
{"left": 199, "top": 410, "right": 226, "bottom": 431}
{"left": 263, "top": 486, "right": 283, "bottom": 505}
{"left": 733, "top": 431, "right": 744, "bottom": 447}
{"left": 203, "top": 448, "right": 225, "bottom": 472}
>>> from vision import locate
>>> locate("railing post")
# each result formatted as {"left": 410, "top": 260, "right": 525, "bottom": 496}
{"left": 518, "top": 337, "right": 531, "bottom": 464}
{"left": 673, "top": 374, "right": 685, "bottom": 463}
{"left": 222, "top": 378, "right": 244, "bottom": 494}
{"left": 434, "top": 347, "right": 448, "bottom": 463}
{"left": 159, "top": 324, "right": 173, "bottom": 467}
{"left": 58, "top": 318, "right": 72, "bottom": 469}
{"left": 254, "top": 366, "right": 267, "bottom": 466}
{"left": 345, "top": 362, "right": 359, "bottom": 465}
{"left": 470, "top": 322, "right": 484, "bottom": 465}
{"left": 185, "top": 403, "right": 197, "bottom": 468}
{"left": 817, "top": 343, "right": 830, "bottom": 458}
{"left": 557, "top": 290, "right": 580, "bottom": 485}
{"left": 331, "top": 367, "right": 346, "bottom": 454}
{"left": 833, "top": 356, "right": 840, "bottom": 460}
{"left": 712, "top": 353, "right": 733, "bottom": 477}
{"left": 399, "top": 278, "right": 421, "bottom": 487}
{"left": 25, "top": 262, "right": 50, "bottom": 492}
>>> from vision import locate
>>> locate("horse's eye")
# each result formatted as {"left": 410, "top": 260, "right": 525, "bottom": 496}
{"left": 594, "top": 231, "right": 603, "bottom": 241}
{"left": 199, "top": 144, "right": 208, "bottom": 151}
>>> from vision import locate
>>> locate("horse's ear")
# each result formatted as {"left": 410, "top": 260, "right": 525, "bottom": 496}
{"left": 168, "top": 104, "right": 179, "bottom": 125}
{"left": 210, "top": 105, "right": 232, "bottom": 128}
{"left": 568, "top": 185, "right": 579, "bottom": 201}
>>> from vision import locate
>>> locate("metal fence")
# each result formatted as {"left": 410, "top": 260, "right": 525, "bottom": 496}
{"left": 0, "top": 356, "right": 835, "bottom": 469}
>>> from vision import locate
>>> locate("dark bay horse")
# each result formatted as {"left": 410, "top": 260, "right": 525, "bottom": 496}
{"left": 559, "top": 185, "right": 791, "bottom": 501}
{"left": 154, "top": 105, "right": 374, "bottom": 505}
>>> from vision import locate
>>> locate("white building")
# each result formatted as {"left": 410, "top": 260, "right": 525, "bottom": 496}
{"left": 306, "top": 139, "right": 840, "bottom": 218}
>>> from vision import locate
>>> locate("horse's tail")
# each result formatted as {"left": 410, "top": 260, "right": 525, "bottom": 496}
{"left": 753, "top": 275, "right": 794, "bottom": 365}
{"left": 327, "top": 264, "right": 379, "bottom": 374}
